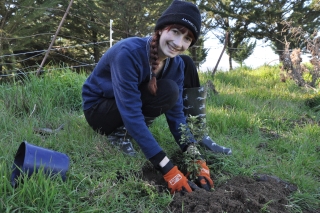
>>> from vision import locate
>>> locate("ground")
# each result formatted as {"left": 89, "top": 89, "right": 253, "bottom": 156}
{"left": 141, "top": 155, "right": 314, "bottom": 213}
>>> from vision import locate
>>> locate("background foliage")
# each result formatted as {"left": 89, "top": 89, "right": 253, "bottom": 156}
{"left": 0, "top": 0, "right": 319, "bottom": 76}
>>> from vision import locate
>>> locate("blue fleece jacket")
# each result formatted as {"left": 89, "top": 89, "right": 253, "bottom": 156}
{"left": 82, "top": 36, "right": 194, "bottom": 159}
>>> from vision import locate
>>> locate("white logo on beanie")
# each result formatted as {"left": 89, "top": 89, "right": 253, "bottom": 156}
{"left": 182, "top": 18, "right": 198, "bottom": 33}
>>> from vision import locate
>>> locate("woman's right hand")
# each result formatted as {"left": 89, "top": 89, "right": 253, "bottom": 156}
{"left": 149, "top": 151, "right": 199, "bottom": 194}
{"left": 163, "top": 166, "right": 198, "bottom": 194}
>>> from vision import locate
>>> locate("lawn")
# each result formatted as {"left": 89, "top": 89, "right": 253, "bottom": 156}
{"left": 0, "top": 65, "right": 319, "bottom": 212}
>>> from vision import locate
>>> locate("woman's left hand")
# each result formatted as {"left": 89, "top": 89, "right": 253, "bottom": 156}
{"left": 195, "top": 160, "right": 214, "bottom": 191}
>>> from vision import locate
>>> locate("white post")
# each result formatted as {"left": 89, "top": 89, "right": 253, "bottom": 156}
{"left": 110, "top": 19, "right": 113, "bottom": 47}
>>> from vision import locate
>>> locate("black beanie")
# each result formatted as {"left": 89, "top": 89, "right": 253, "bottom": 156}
{"left": 155, "top": 0, "right": 201, "bottom": 47}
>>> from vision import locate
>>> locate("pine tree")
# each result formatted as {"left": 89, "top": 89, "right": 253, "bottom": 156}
{"left": 229, "top": 39, "right": 256, "bottom": 67}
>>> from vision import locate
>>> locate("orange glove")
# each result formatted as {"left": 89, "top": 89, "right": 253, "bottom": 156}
{"left": 163, "top": 166, "right": 198, "bottom": 194}
{"left": 195, "top": 160, "right": 214, "bottom": 191}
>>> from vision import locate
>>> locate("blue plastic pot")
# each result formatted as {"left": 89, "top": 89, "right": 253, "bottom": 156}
{"left": 11, "top": 141, "right": 70, "bottom": 187}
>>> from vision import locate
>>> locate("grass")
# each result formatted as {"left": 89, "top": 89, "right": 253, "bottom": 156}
{"left": 0, "top": 65, "right": 320, "bottom": 212}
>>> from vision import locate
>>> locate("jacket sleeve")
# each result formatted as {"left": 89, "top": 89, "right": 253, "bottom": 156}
{"left": 110, "top": 47, "right": 162, "bottom": 159}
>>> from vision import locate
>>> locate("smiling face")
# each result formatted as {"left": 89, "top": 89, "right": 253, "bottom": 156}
{"left": 158, "top": 25, "right": 194, "bottom": 60}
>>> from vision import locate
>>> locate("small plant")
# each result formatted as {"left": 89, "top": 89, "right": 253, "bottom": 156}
{"left": 179, "top": 115, "right": 208, "bottom": 181}
{"left": 260, "top": 200, "right": 273, "bottom": 213}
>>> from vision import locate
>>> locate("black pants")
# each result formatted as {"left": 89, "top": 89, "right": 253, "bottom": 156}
{"left": 84, "top": 79, "right": 179, "bottom": 135}
{"left": 180, "top": 55, "right": 200, "bottom": 88}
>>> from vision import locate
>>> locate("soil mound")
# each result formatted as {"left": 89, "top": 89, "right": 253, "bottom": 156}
{"left": 142, "top": 165, "right": 296, "bottom": 213}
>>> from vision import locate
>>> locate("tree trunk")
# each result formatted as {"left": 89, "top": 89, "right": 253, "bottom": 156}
{"left": 92, "top": 30, "right": 100, "bottom": 63}
{"left": 228, "top": 53, "right": 233, "bottom": 70}
{"left": 213, "top": 31, "right": 229, "bottom": 75}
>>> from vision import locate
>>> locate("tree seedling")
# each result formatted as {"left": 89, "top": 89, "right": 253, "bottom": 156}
{"left": 179, "top": 115, "right": 208, "bottom": 181}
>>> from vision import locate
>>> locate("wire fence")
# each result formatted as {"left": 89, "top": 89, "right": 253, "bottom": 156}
{"left": 0, "top": 36, "right": 313, "bottom": 78}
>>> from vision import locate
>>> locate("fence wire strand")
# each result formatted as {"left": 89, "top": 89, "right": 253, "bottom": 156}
{"left": 0, "top": 38, "right": 311, "bottom": 78}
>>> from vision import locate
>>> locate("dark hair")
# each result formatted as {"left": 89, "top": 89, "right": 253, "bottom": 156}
{"left": 148, "top": 24, "right": 195, "bottom": 96}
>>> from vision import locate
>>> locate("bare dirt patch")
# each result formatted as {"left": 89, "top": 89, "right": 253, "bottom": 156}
{"left": 140, "top": 154, "right": 306, "bottom": 213}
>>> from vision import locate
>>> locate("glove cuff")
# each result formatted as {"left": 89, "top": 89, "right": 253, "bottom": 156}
{"left": 149, "top": 151, "right": 174, "bottom": 175}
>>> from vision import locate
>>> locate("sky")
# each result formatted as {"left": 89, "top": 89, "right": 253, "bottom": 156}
{"left": 199, "top": 37, "right": 312, "bottom": 72}
{"left": 199, "top": 38, "right": 280, "bottom": 71}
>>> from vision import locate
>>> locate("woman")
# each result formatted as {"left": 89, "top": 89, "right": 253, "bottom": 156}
{"left": 82, "top": 0, "right": 213, "bottom": 194}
